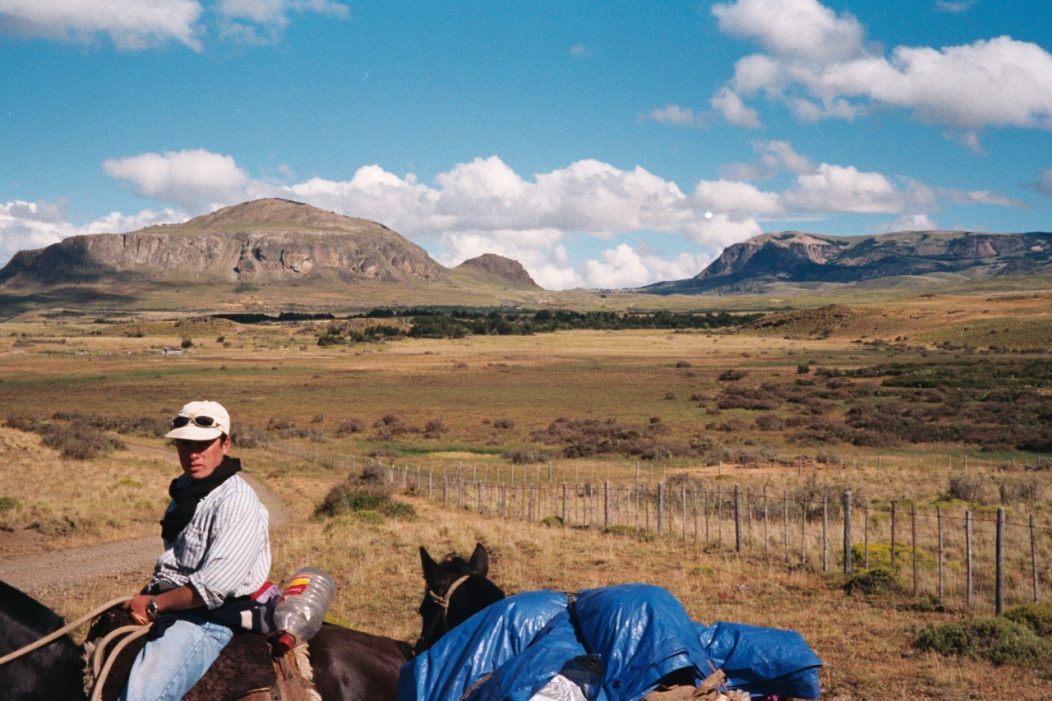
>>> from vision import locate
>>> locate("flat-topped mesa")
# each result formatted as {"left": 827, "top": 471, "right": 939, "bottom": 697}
{"left": 0, "top": 199, "right": 447, "bottom": 286}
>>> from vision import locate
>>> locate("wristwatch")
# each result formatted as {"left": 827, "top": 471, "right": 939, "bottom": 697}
{"left": 146, "top": 597, "right": 159, "bottom": 620}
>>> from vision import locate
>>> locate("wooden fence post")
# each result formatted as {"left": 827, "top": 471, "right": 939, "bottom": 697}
{"left": 890, "top": 501, "right": 898, "bottom": 570}
{"left": 717, "top": 486, "right": 723, "bottom": 547}
{"left": 996, "top": 507, "right": 1005, "bottom": 615}
{"left": 681, "top": 485, "right": 688, "bottom": 543}
{"left": 783, "top": 489, "right": 789, "bottom": 565}
{"left": 966, "top": 510, "right": 974, "bottom": 609}
{"left": 763, "top": 486, "right": 770, "bottom": 560}
{"left": 822, "top": 496, "right": 829, "bottom": 573}
{"left": 603, "top": 481, "right": 610, "bottom": 531}
{"left": 911, "top": 502, "right": 918, "bottom": 596}
{"left": 864, "top": 503, "right": 870, "bottom": 569}
{"left": 735, "top": 484, "right": 742, "bottom": 553}
{"left": 1032, "top": 514, "right": 1040, "bottom": 603}
{"left": 800, "top": 500, "right": 807, "bottom": 567}
{"left": 657, "top": 483, "right": 665, "bottom": 536}
{"left": 562, "top": 482, "right": 568, "bottom": 525}
{"left": 937, "top": 507, "right": 944, "bottom": 599}
{"left": 843, "top": 490, "right": 852, "bottom": 575}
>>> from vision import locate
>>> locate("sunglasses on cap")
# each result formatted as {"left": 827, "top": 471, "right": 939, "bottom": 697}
{"left": 171, "top": 415, "right": 220, "bottom": 429}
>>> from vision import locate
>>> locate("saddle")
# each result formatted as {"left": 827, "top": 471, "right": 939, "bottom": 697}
{"left": 85, "top": 616, "right": 317, "bottom": 701}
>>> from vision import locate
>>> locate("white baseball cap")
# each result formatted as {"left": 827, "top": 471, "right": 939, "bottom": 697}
{"left": 165, "top": 400, "right": 231, "bottom": 441}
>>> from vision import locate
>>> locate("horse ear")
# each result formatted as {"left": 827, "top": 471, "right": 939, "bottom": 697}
{"left": 469, "top": 542, "right": 489, "bottom": 578}
{"left": 420, "top": 545, "right": 440, "bottom": 583}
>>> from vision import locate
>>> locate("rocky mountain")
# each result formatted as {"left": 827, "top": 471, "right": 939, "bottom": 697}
{"left": 454, "top": 254, "right": 541, "bottom": 289}
{"left": 0, "top": 199, "right": 446, "bottom": 286}
{"left": 643, "top": 230, "right": 1052, "bottom": 294}
{"left": 0, "top": 199, "right": 553, "bottom": 312}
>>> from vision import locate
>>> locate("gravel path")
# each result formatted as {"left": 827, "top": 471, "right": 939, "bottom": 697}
{"left": 0, "top": 443, "right": 288, "bottom": 598}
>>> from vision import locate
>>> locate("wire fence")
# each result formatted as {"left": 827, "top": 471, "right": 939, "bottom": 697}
{"left": 264, "top": 439, "right": 1051, "bottom": 614}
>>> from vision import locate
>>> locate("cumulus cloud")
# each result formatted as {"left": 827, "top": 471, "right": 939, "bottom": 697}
{"left": 103, "top": 149, "right": 250, "bottom": 210}
{"left": 710, "top": 87, "right": 762, "bottom": 129}
{"left": 648, "top": 104, "right": 706, "bottom": 128}
{"left": 1037, "top": 167, "right": 1052, "bottom": 195}
{"left": 570, "top": 43, "right": 588, "bottom": 58}
{"left": 0, "top": 0, "right": 204, "bottom": 50}
{"left": 0, "top": 199, "right": 182, "bottom": 267}
{"left": 783, "top": 163, "right": 904, "bottom": 213}
{"left": 215, "top": 0, "right": 348, "bottom": 43}
{"left": 721, "top": 140, "right": 814, "bottom": 181}
{"left": 82, "top": 148, "right": 1024, "bottom": 289}
{"left": 0, "top": 0, "right": 349, "bottom": 50}
{"left": 581, "top": 244, "right": 712, "bottom": 289}
{"left": 935, "top": 0, "right": 975, "bottom": 13}
{"left": 874, "top": 213, "right": 939, "bottom": 233}
{"left": 709, "top": 0, "right": 1052, "bottom": 134}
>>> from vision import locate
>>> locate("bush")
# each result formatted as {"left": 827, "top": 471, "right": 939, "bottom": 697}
{"left": 717, "top": 370, "right": 745, "bottom": 382}
{"left": 915, "top": 616, "right": 1052, "bottom": 670}
{"left": 315, "top": 480, "right": 415, "bottom": 520}
{"left": 843, "top": 567, "right": 901, "bottom": 595}
{"left": 1004, "top": 602, "right": 1052, "bottom": 637}
{"left": 335, "top": 419, "right": 366, "bottom": 436}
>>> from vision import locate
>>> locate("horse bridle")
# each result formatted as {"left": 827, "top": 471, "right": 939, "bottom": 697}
{"left": 420, "top": 574, "right": 470, "bottom": 646}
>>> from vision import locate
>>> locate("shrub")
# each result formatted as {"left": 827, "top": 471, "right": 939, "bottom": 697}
{"left": 915, "top": 617, "right": 1052, "bottom": 670}
{"left": 180, "top": 337, "right": 193, "bottom": 349}
{"left": 717, "top": 370, "right": 745, "bottom": 382}
{"left": 944, "top": 473, "right": 986, "bottom": 504}
{"left": 493, "top": 418, "right": 515, "bottom": 430}
{"left": 0, "top": 496, "right": 18, "bottom": 512}
{"left": 843, "top": 567, "right": 901, "bottom": 595}
{"left": 315, "top": 480, "right": 415, "bottom": 520}
{"left": 335, "top": 419, "right": 366, "bottom": 436}
{"left": 539, "top": 515, "right": 564, "bottom": 527}
{"left": 1004, "top": 602, "right": 1052, "bottom": 637}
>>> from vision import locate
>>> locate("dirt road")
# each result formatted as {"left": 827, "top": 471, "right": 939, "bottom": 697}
{"left": 0, "top": 442, "right": 288, "bottom": 598}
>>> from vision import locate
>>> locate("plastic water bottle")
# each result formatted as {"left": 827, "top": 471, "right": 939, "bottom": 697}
{"left": 271, "top": 566, "right": 336, "bottom": 655}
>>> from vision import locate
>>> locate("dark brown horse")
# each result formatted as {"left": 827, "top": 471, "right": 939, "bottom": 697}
{"left": 414, "top": 542, "right": 506, "bottom": 654}
{"left": 0, "top": 579, "right": 411, "bottom": 700}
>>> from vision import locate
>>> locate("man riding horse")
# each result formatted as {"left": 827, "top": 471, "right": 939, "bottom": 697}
{"left": 119, "top": 400, "right": 271, "bottom": 701}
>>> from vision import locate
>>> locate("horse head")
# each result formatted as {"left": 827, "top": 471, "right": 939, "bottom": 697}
{"left": 415, "top": 542, "right": 505, "bottom": 654}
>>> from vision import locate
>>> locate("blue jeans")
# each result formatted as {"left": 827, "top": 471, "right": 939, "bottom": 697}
{"left": 118, "top": 613, "right": 234, "bottom": 701}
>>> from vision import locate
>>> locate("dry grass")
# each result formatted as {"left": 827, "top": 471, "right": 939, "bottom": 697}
{"left": 2, "top": 293, "right": 1051, "bottom": 699}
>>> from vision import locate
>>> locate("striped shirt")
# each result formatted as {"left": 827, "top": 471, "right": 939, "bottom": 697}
{"left": 151, "top": 474, "right": 271, "bottom": 610}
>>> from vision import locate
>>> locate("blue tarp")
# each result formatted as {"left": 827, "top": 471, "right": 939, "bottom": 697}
{"left": 398, "top": 583, "right": 822, "bottom": 701}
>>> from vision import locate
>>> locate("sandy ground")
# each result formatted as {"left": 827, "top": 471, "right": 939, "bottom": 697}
{"left": 0, "top": 443, "right": 288, "bottom": 599}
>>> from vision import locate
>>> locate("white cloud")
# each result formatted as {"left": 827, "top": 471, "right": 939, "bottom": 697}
{"left": 215, "top": 0, "right": 347, "bottom": 43}
{"left": 570, "top": 43, "right": 588, "bottom": 58}
{"left": 76, "top": 148, "right": 1024, "bottom": 289}
{"left": 935, "top": 0, "right": 975, "bottom": 13}
{"left": 0, "top": 199, "right": 182, "bottom": 267}
{"left": 648, "top": 104, "right": 706, "bottom": 128}
{"left": 874, "top": 213, "right": 938, "bottom": 233}
{"left": 103, "top": 149, "right": 250, "bottom": 210}
{"left": 721, "top": 140, "right": 814, "bottom": 181}
{"left": 783, "top": 164, "right": 904, "bottom": 213}
{"left": 0, "top": 0, "right": 204, "bottom": 50}
{"left": 713, "top": 0, "right": 865, "bottom": 64}
{"left": 709, "top": 0, "right": 1052, "bottom": 134}
{"left": 581, "top": 244, "right": 711, "bottom": 289}
{"left": 1037, "top": 167, "right": 1052, "bottom": 195}
{"left": 0, "top": 0, "right": 348, "bottom": 50}
{"left": 710, "top": 87, "right": 761, "bottom": 129}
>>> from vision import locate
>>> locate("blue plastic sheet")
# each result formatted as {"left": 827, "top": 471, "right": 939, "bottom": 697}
{"left": 398, "top": 583, "right": 822, "bottom": 701}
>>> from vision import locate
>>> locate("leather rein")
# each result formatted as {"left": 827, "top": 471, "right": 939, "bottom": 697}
{"left": 420, "top": 574, "right": 470, "bottom": 647}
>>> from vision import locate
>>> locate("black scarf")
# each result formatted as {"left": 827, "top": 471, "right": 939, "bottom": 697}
{"left": 160, "top": 456, "right": 242, "bottom": 542}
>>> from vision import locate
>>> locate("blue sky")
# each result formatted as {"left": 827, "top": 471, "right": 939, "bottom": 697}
{"left": 1, "top": 0, "right": 1051, "bottom": 290}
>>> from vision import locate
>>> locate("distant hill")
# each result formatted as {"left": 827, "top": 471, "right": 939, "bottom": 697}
{"left": 642, "top": 230, "right": 1052, "bottom": 294}
{"left": 0, "top": 199, "right": 548, "bottom": 312}
{"left": 454, "top": 254, "right": 540, "bottom": 290}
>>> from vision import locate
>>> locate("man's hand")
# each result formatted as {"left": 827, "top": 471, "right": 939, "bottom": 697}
{"left": 123, "top": 593, "right": 153, "bottom": 626}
